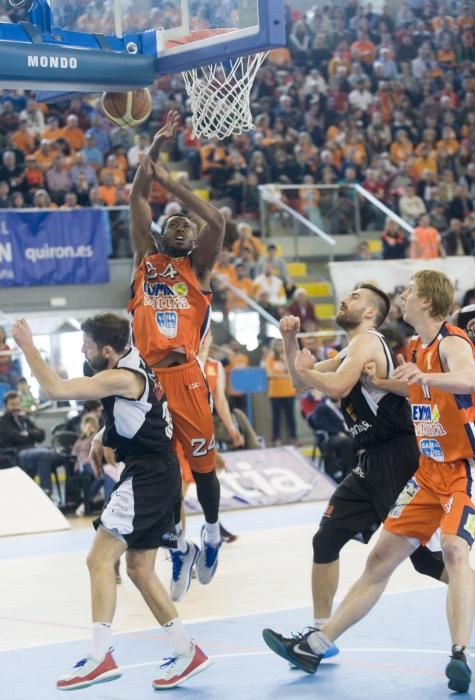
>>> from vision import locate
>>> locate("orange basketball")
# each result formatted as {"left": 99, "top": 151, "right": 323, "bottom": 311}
{"left": 100, "top": 88, "right": 152, "bottom": 128}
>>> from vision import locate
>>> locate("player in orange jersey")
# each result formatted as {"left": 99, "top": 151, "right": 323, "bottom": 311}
{"left": 264, "top": 270, "right": 475, "bottom": 694}
{"left": 180, "top": 332, "right": 243, "bottom": 547}
{"left": 128, "top": 111, "right": 225, "bottom": 602}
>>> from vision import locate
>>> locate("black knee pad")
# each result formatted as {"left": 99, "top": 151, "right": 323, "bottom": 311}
{"left": 313, "top": 524, "right": 354, "bottom": 564}
{"left": 409, "top": 545, "right": 445, "bottom": 581}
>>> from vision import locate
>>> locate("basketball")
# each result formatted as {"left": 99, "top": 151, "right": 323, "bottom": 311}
{"left": 100, "top": 88, "right": 152, "bottom": 128}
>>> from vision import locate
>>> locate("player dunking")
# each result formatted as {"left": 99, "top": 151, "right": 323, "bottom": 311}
{"left": 263, "top": 283, "right": 447, "bottom": 660}
{"left": 12, "top": 314, "right": 210, "bottom": 691}
{"left": 129, "top": 111, "right": 225, "bottom": 601}
{"left": 264, "top": 270, "right": 475, "bottom": 694}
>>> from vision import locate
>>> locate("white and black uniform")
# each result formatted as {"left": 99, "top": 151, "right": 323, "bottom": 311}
{"left": 94, "top": 346, "right": 181, "bottom": 550}
{"left": 458, "top": 304, "right": 475, "bottom": 344}
{"left": 321, "top": 331, "right": 418, "bottom": 541}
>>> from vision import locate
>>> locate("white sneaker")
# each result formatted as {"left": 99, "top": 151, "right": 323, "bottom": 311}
{"left": 56, "top": 648, "right": 121, "bottom": 690}
{"left": 153, "top": 643, "right": 210, "bottom": 690}
{"left": 75, "top": 503, "right": 86, "bottom": 517}
{"left": 196, "top": 525, "right": 221, "bottom": 585}
{"left": 170, "top": 542, "right": 200, "bottom": 602}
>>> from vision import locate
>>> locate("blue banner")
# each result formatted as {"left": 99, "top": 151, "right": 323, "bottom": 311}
{"left": 0, "top": 210, "right": 110, "bottom": 287}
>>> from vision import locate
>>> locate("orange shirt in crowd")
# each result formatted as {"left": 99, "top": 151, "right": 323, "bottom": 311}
{"left": 436, "top": 139, "right": 459, "bottom": 156}
{"left": 213, "top": 262, "right": 237, "bottom": 286}
{"left": 265, "top": 356, "right": 296, "bottom": 398}
{"left": 61, "top": 125, "right": 85, "bottom": 151}
{"left": 410, "top": 226, "right": 441, "bottom": 259}
{"left": 13, "top": 130, "right": 35, "bottom": 154}
{"left": 98, "top": 184, "right": 117, "bottom": 206}
{"left": 351, "top": 40, "right": 376, "bottom": 64}
{"left": 413, "top": 155, "right": 438, "bottom": 178}
{"left": 100, "top": 166, "right": 126, "bottom": 186}
{"left": 226, "top": 277, "right": 255, "bottom": 311}
{"left": 42, "top": 126, "right": 63, "bottom": 142}
{"left": 390, "top": 141, "right": 413, "bottom": 164}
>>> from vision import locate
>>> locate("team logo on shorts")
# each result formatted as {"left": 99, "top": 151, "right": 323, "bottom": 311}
{"left": 156, "top": 311, "right": 178, "bottom": 338}
{"left": 464, "top": 513, "right": 475, "bottom": 539}
{"left": 388, "top": 477, "right": 420, "bottom": 519}
{"left": 420, "top": 439, "right": 445, "bottom": 461}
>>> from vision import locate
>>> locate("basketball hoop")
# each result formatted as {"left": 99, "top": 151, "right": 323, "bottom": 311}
{"left": 182, "top": 51, "right": 268, "bottom": 140}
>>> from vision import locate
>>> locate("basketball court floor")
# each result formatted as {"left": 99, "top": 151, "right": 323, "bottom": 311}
{"left": 0, "top": 500, "right": 470, "bottom": 699}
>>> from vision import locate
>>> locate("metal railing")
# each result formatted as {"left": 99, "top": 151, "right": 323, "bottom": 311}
{"left": 258, "top": 183, "right": 413, "bottom": 248}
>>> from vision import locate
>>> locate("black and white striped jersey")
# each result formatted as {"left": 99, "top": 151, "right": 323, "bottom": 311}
{"left": 101, "top": 346, "right": 173, "bottom": 459}
{"left": 340, "top": 330, "right": 415, "bottom": 449}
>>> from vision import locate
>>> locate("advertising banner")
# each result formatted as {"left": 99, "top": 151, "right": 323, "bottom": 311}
{"left": 184, "top": 446, "right": 335, "bottom": 512}
{"left": 0, "top": 210, "right": 109, "bottom": 287}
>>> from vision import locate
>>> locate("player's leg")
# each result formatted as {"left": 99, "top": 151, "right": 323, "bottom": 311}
{"left": 264, "top": 530, "right": 416, "bottom": 674}
{"left": 57, "top": 527, "right": 126, "bottom": 690}
{"left": 125, "top": 545, "right": 210, "bottom": 689}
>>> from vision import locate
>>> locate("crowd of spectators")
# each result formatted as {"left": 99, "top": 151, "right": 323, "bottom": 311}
{"left": 0, "top": 0, "right": 473, "bottom": 260}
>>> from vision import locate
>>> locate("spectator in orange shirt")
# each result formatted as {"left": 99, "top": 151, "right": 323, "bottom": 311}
{"left": 23, "top": 155, "right": 45, "bottom": 192}
{"left": 226, "top": 263, "right": 255, "bottom": 312}
{"left": 33, "top": 139, "right": 56, "bottom": 172}
{"left": 213, "top": 249, "right": 237, "bottom": 286}
{"left": 351, "top": 31, "right": 376, "bottom": 65}
{"left": 12, "top": 119, "right": 35, "bottom": 155}
{"left": 98, "top": 172, "right": 118, "bottom": 206}
{"left": 200, "top": 139, "right": 227, "bottom": 187}
{"left": 390, "top": 129, "right": 414, "bottom": 165}
{"left": 61, "top": 115, "right": 85, "bottom": 151}
{"left": 42, "top": 116, "right": 63, "bottom": 143}
{"left": 232, "top": 222, "right": 263, "bottom": 261}
{"left": 265, "top": 338, "right": 297, "bottom": 446}
{"left": 436, "top": 126, "right": 459, "bottom": 156}
{"left": 413, "top": 145, "right": 438, "bottom": 179}
{"left": 410, "top": 213, "right": 446, "bottom": 259}
{"left": 99, "top": 154, "right": 126, "bottom": 186}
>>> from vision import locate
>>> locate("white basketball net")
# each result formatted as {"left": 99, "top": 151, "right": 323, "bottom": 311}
{"left": 182, "top": 51, "right": 268, "bottom": 140}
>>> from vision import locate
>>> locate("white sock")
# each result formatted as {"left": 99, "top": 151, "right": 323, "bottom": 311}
{"left": 314, "top": 617, "right": 329, "bottom": 629}
{"left": 175, "top": 523, "right": 188, "bottom": 553}
{"left": 162, "top": 617, "right": 193, "bottom": 657}
{"left": 91, "top": 622, "right": 112, "bottom": 660}
{"left": 204, "top": 520, "right": 220, "bottom": 545}
{"left": 307, "top": 629, "right": 333, "bottom": 655}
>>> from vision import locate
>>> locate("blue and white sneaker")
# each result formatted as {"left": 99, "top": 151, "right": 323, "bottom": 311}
{"left": 170, "top": 542, "right": 200, "bottom": 602}
{"left": 196, "top": 525, "right": 221, "bottom": 585}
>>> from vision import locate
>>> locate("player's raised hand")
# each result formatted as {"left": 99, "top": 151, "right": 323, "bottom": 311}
{"left": 392, "top": 353, "right": 427, "bottom": 385}
{"left": 155, "top": 110, "right": 180, "bottom": 141}
{"left": 295, "top": 348, "right": 315, "bottom": 371}
{"left": 12, "top": 318, "right": 34, "bottom": 350}
{"left": 279, "top": 315, "right": 301, "bottom": 339}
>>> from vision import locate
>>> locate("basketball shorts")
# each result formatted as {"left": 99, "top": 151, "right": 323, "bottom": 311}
{"left": 94, "top": 450, "right": 181, "bottom": 550}
{"left": 385, "top": 455, "right": 475, "bottom": 547}
{"left": 319, "top": 434, "right": 420, "bottom": 544}
{"left": 154, "top": 359, "right": 216, "bottom": 473}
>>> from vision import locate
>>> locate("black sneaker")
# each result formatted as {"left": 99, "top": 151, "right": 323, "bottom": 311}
{"left": 219, "top": 523, "right": 238, "bottom": 543}
{"left": 446, "top": 646, "right": 471, "bottom": 693}
{"left": 262, "top": 627, "right": 323, "bottom": 674}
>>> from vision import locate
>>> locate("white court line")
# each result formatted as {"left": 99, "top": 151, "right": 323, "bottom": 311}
{"left": 120, "top": 647, "right": 457, "bottom": 672}
{"left": 0, "top": 584, "right": 446, "bottom": 655}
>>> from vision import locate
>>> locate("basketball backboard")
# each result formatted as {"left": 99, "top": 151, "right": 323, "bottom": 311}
{"left": 0, "top": 0, "right": 285, "bottom": 92}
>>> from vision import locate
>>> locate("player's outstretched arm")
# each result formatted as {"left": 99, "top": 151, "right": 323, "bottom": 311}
{"left": 393, "top": 337, "right": 475, "bottom": 393}
{"left": 12, "top": 320, "right": 144, "bottom": 401}
{"left": 129, "top": 111, "right": 180, "bottom": 268}
{"left": 150, "top": 160, "right": 225, "bottom": 288}
{"left": 295, "top": 333, "right": 380, "bottom": 399}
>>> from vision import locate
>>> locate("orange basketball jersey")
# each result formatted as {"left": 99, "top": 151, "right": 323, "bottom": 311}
{"left": 407, "top": 322, "right": 475, "bottom": 463}
{"left": 129, "top": 253, "right": 211, "bottom": 366}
